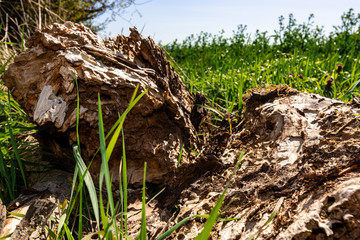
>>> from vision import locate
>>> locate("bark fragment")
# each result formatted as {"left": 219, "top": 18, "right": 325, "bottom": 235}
{"left": 1, "top": 171, "right": 71, "bottom": 240}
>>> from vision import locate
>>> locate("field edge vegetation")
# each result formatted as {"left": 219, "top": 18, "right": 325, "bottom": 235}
{"left": 164, "top": 8, "right": 360, "bottom": 117}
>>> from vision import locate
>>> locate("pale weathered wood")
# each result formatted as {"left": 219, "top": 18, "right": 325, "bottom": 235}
{"left": 9, "top": 197, "right": 57, "bottom": 240}
{"left": 1, "top": 170, "right": 71, "bottom": 240}
{"left": 0, "top": 199, "right": 6, "bottom": 237}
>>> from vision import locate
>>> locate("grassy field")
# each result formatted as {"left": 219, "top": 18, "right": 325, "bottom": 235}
{"left": 0, "top": 8, "right": 360, "bottom": 239}
{"left": 164, "top": 9, "right": 360, "bottom": 116}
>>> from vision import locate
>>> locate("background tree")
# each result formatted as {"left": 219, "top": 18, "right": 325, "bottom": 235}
{"left": 0, "top": 0, "right": 136, "bottom": 44}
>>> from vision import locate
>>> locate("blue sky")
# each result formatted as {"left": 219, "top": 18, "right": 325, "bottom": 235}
{"left": 97, "top": 0, "right": 359, "bottom": 44}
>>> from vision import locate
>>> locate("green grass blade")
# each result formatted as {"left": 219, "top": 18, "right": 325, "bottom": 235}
{"left": 105, "top": 114, "right": 124, "bottom": 161}
{"left": 105, "top": 85, "right": 148, "bottom": 161}
{"left": 0, "top": 55, "right": 14, "bottom": 75}
{"left": 78, "top": 188, "right": 83, "bottom": 239}
{"left": 156, "top": 215, "right": 209, "bottom": 240}
{"left": 98, "top": 169, "right": 108, "bottom": 231}
{"left": 122, "top": 128, "right": 128, "bottom": 235}
{"left": 73, "top": 145, "right": 100, "bottom": 228}
{"left": 75, "top": 72, "right": 81, "bottom": 152}
{"left": 97, "top": 86, "right": 147, "bottom": 237}
{"left": 89, "top": 86, "right": 147, "bottom": 162}
{"left": 195, "top": 151, "right": 244, "bottom": 240}
{"left": 176, "top": 144, "right": 184, "bottom": 168}
{"left": 7, "top": 211, "right": 25, "bottom": 218}
{"left": 0, "top": 103, "right": 16, "bottom": 194}
{"left": 218, "top": 216, "right": 243, "bottom": 222}
{"left": 69, "top": 164, "right": 79, "bottom": 207}
{"left": 155, "top": 211, "right": 240, "bottom": 240}
{"left": 0, "top": 149, "right": 14, "bottom": 200}
{"left": 246, "top": 196, "right": 285, "bottom": 240}
{"left": 0, "top": 233, "right": 12, "bottom": 239}
{"left": 4, "top": 93, "right": 27, "bottom": 187}
{"left": 342, "top": 78, "right": 360, "bottom": 100}
{"left": 0, "top": 42, "right": 18, "bottom": 45}
{"left": 45, "top": 225, "right": 58, "bottom": 239}
{"left": 60, "top": 175, "right": 85, "bottom": 239}
{"left": 118, "top": 157, "right": 124, "bottom": 236}
{"left": 140, "top": 162, "right": 147, "bottom": 240}
{"left": 73, "top": 73, "right": 84, "bottom": 238}
{"left": 57, "top": 212, "right": 67, "bottom": 236}
{"left": 63, "top": 222, "right": 75, "bottom": 240}
{"left": 97, "top": 93, "right": 116, "bottom": 222}
{"left": 82, "top": 231, "right": 105, "bottom": 240}
{"left": 21, "top": 25, "right": 25, "bottom": 53}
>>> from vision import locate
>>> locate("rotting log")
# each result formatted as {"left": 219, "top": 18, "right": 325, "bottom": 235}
{"left": 149, "top": 86, "right": 360, "bottom": 239}
{"left": 3, "top": 22, "right": 204, "bottom": 185}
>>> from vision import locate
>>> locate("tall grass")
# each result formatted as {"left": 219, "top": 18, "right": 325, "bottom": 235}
{"left": 165, "top": 8, "right": 360, "bottom": 116}
{"left": 0, "top": 24, "right": 38, "bottom": 204}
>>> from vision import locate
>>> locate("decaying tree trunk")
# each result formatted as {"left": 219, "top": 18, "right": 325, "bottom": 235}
{"left": 3, "top": 22, "right": 203, "bottom": 185}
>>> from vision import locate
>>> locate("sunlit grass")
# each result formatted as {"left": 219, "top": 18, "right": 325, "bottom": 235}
{"left": 0, "top": 23, "right": 38, "bottom": 204}
{"left": 165, "top": 9, "right": 360, "bottom": 117}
